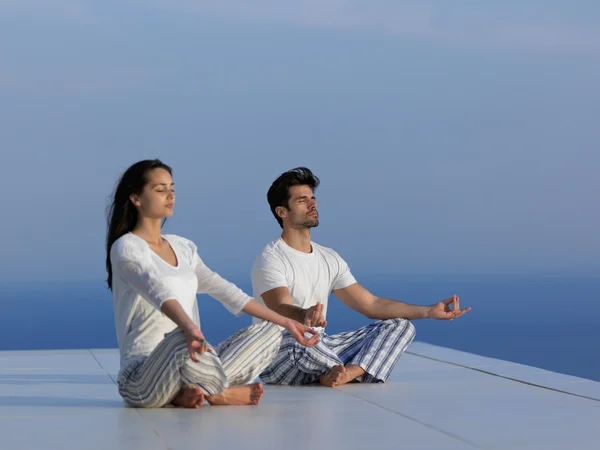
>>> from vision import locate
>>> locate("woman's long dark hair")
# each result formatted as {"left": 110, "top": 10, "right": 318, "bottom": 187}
{"left": 105, "top": 159, "right": 172, "bottom": 290}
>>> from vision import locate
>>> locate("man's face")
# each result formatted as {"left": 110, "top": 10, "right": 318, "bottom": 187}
{"left": 280, "top": 185, "right": 319, "bottom": 229}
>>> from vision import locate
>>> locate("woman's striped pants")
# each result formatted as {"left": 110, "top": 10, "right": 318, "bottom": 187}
{"left": 117, "top": 321, "right": 282, "bottom": 408}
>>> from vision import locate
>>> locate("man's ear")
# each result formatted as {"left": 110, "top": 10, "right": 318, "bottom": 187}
{"left": 276, "top": 206, "right": 287, "bottom": 220}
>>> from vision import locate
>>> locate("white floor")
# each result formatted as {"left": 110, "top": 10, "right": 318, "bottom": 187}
{"left": 0, "top": 342, "right": 598, "bottom": 450}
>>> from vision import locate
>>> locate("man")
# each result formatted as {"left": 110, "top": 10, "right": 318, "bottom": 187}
{"left": 251, "top": 167, "right": 470, "bottom": 387}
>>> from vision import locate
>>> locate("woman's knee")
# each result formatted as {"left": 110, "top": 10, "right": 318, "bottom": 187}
{"left": 118, "top": 385, "right": 168, "bottom": 408}
{"left": 264, "top": 322, "right": 284, "bottom": 346}
{"left": 186, "top": 356, "right": 229, "bottom": 395}
{"left": 163, "top": 328, "right": 189, "bottom": 345}
{"left": 250, "top": 321, "right": 284, "bottom": 350}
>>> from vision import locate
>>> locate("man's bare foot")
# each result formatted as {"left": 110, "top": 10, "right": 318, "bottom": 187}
{"left": 320, "top": 364, "right": 365, "bottom": 387}
{"left": 320, "top": 365, "right": 347, "bottom": 387}
{"left": 206, "top": 382, "right": 264, "bottom": 406}
{"left": 171, "top": 385, "right": 205, "bottom": 408}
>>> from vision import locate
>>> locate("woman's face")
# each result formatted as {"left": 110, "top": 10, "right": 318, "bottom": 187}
{"left": 130, "top": 168, "right": 175, "bottom": 219}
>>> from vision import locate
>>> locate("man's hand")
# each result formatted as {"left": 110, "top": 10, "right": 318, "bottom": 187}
{"left": 282, "top": 318, "right": 320, "bottom": 347}
{"left": 183, "top": 326, "right": 213, "bottom": 362}
{"left": 304, "top": 302, "right": 328, "bottom": 327}
{"left": 427, "top": 295, "right": 471, "bottom": 321}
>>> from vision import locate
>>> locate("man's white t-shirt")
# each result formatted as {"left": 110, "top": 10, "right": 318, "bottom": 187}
{"left": 251, "top": 237, "right": 357, "bottom": 331}
{"left": 110, "top": 233, "right": 252, "bottom": 378}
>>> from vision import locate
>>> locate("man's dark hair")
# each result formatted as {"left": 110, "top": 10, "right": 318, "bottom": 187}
{"left": 267, "top": 167, "right": 320, "bottom": 228}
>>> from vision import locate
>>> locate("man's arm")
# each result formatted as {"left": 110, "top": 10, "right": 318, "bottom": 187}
{"left": 333, "top": 283, "right": 429, "bottom": 320}
{"left": 333, "top": 283, "right": 470, "bottom": 321}
{"left": 260, "top": 287, "right": 307, "bottom": 323}
{"left": 252, "top": 253, "right": 307, "bottom": 323}
{"left": 260, "top": 287, "right": 327, "bottom": 327}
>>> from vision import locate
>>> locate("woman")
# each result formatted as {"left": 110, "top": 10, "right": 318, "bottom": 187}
{"left": 106, "top": 159, "right": 318, "bottom": 408}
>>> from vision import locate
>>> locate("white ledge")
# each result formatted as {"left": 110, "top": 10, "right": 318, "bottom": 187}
{"left": 0, "top": 342, "right": 598, "bottom": 450}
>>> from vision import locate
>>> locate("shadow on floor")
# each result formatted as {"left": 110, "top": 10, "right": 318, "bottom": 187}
{"left": 0, "top": 374, "right": 114, "bottom": 385}
{"left": 0, "top": 395, "right": 125, "bottom": 408}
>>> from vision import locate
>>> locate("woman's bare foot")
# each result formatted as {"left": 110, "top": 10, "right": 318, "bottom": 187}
{"left": 206, "top": 383, "right": 264, "bottom": 406}
{"left": 171, "top": 385, "right": 205, "bottom": 408}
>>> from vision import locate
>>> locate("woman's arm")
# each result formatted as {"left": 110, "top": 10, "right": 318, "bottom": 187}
{"left": 161, "top": 299, "right": 211, "bottom": 361}
{"left": 112, "top": 242, "right": 210, "bottom": 361}
{"left": 191, "top": 251, "right": 318, "bottom": 346}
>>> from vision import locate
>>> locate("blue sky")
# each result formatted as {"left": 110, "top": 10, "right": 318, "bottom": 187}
{"left": 2, "top": 1, "right": 599, "bottom": 283}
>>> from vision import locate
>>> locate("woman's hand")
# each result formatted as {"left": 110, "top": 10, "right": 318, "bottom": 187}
{"left": 160, "top": 300, "right": 213, "bottom": 361}
{"left": 183, "top": 326, "right": 212, "bottom": 362}
{"left": 281, "top": 318, "right": 320, "bottom": 347}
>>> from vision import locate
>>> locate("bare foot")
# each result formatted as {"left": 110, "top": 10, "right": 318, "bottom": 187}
{"left": 320, "top": 364, "right": 365, "bottom": 387}
{"left": 171, "top": 385, "right": 205, "bottom": 408}
{"left": 320, "top": 365, "right": 347, "bottom": 387}
{"left": 206, "top": 382, "right": 264, "bottom": 406}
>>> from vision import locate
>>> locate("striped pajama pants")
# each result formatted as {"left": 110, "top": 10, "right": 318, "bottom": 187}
{"left": 117, "top": 321, "right": 282, "bottom": 408}
{"left": 260, "top": 318, "right": 416, "bottom": 385}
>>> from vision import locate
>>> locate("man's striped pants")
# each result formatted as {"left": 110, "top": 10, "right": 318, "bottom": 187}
{"left": 260, "top": 318, "right": 416, "bottom": 385}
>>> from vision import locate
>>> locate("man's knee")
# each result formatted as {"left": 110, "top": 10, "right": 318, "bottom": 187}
{"left": 284, "top": 337, "right": 339, "bottom": 371}
{"left": 384, "top": 318, "right": 416, "bottom": 339}
{"left": 306, "top": 340, "right": 337, "bottom": 358}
